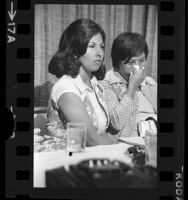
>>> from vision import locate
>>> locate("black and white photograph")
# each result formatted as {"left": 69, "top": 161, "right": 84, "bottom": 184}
{"left": 33, "top": 4, "right": 158, "bottom": 188}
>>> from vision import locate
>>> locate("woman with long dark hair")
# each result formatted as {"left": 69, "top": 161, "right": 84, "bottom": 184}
{"left": 47, "top": 18, "right": 116, "bottom": 146}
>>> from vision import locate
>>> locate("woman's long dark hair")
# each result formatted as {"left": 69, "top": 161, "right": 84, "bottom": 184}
{"left": 48, "top": 18, "right": 106, "bottom": 80}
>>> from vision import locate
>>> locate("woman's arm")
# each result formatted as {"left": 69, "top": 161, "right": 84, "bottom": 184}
{"left": 57, "top": 93, "right": 114, "bottom": 146}
{"left": 102, "top": 80, "right": 137, "bottom": 131}
{"left": 102, "top": 69, "right": 147, "bottom": 131}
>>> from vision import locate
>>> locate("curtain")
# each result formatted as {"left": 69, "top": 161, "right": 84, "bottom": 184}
{"left": 34, "top": 4, "right": 158, "bottom": 107}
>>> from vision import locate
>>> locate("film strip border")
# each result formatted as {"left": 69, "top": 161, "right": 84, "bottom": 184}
{"left": 158, "top": 1, "right": 184, "bottom": 200}
{"left": 5, "top": 0, "right": 184, "bottom": 199}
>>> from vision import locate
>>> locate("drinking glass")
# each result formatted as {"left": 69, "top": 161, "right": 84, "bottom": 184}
{"left": 66, "top": 122, "right": 87, "bottom": 152}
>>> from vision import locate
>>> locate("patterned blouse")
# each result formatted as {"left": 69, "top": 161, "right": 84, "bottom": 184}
{"left": 101, "top": 69, "right": 157, "bottom": 138}
{"left": 47, "top": 74, "right": 115, "bottom": 138}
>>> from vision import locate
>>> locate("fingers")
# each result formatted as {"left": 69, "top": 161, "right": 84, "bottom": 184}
{"left": 137, "top": 67, "right": 146, "bottom": 79}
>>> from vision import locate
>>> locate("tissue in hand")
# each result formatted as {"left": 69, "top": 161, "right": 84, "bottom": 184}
{"left": 130, "top": 64, "right": 145, "bottom": 85}
{"left": 133, "top": 64, "right": 140, "bottom": 71}
{"left": 130, "top": 65, "right": 140, "bottom": 76}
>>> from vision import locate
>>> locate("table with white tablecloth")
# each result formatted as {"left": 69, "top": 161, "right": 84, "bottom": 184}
{"left": 34, "top": 143, "right": 133, "bottom": 188}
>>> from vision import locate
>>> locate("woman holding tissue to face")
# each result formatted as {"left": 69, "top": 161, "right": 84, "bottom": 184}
{"left": 101, "top": 32, "right": 157, "bottom": 138}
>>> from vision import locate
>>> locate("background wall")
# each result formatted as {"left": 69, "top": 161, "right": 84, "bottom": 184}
{"left": 34, "top": 4, "right": 158, "bottom": 107}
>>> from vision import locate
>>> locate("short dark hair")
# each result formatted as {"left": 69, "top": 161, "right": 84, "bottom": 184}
{"left": 48, "top": 18, "right": 106, "bottom": 80}
{"left": 111, "top": 32, "right": 149, "bottom": 70}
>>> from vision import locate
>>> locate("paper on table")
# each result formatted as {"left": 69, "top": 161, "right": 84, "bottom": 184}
{"left": 118, "top": 137, "right": 145, "bottom": 147}
{"left": 34, "top": 143, "right": 133, "bottom": 187}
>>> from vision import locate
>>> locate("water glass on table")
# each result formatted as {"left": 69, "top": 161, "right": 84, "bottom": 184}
{"left": 66, "top": 122, "right": 87, "bottom": 153}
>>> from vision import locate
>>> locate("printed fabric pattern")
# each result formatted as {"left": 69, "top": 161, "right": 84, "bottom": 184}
{"left": 83, "top": 91, "right": 99, "bottom": 130}
{"left": 101, "top": 69, "right": 157, "bottom": 138}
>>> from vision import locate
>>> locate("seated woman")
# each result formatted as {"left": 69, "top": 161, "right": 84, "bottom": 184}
{"left": 101, "top": 32, "right": 157, "bottom": 138}
{"left": 47, "top": 18, "right": 117, "bottom": 146}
